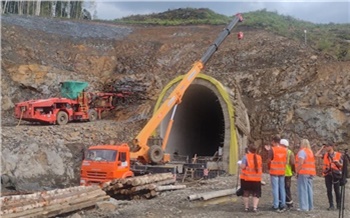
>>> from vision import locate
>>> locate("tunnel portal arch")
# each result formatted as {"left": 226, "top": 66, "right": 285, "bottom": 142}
{"left": 153, "top": 74, "right": 250, "bottom": 174}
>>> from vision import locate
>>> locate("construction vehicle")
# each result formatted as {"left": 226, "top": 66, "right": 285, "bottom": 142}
{"left": 80, "top": 14, "right": 243, "bottom": 185}
{"left": 14, "top": 81, "right": 131, "bottom": 125}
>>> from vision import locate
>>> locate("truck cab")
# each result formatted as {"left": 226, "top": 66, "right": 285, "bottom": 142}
{"left": 80, "top": 144, "right": 134, "bottom": 186}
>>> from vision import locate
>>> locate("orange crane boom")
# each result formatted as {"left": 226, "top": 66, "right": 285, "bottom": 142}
{"left": 131, "top": 14, "right": 243, "bottom": 164}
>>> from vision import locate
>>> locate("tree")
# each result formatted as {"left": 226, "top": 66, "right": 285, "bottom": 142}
{"left": 51, "top": 1, "right": 57, "bottom": 17}
{"left": 18, "top": 0, "right": 23, "bottom": 15}
{"left": 35, "top": 0, "right": 41, "bottom": 16}
{"left": 1, "top": 0, "right": 84, "bottom": 19}
{"left": 85, "top": 0, "right": 97, "bottom": 20}
{"left": 65, "top": 0, "right": 71, "bottom": 18}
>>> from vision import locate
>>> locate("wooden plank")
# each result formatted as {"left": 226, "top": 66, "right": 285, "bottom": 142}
{"left": 68, "top": 191, "right": 109, "bottom": 205}
{"left": 2, "top": 207, "right": 45, "bottom": 218}
{"left": 45, "top": 196, "right": 110, "bottom": 217}
{"left": 1, "top": 187, "right": 102, "bottom": 211}
{"left": 2, "top": 194, "right": 109, "bottom": 218}
{"left": 1, "top": 186, "right": 97, "bottom": 204}
{"left": 131, "top": 173, "right": 173, "bottom": 186}
{"left": 1, "top": 189, "right": 106, "bottom": 215}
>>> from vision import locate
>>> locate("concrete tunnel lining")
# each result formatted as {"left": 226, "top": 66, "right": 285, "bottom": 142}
{"left": 154, "top": 74, "right": 240, "bottom": 174}
{"left": 162, "top": 84, "right": 224, "bottom": 157}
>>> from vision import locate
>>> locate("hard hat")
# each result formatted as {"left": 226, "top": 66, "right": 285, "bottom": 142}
{"left": 280, "top": 139, "right": 289, "bottom": 147}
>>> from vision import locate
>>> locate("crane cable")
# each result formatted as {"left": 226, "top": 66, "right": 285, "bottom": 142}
{"left": 16, "top": 109, "right": 24, "bottom": 127}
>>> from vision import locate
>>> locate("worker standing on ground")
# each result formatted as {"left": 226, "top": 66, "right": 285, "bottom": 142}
{"left": 237, "top": 147, "right": 249, "bottom": 197}
{"left": 240, "top": 144, "right": 262, "bottom": 212}
{"left": 295, "top": 139, "right": 316, "bottom": 211}
{"left": 280, "top": 139, "right": 295, "bottom": 209}
{"left": 315, "top": 142, "right": 343, "bottom": 210}
{"left": 265, "top": 135, "right": 287, "bottom": 212}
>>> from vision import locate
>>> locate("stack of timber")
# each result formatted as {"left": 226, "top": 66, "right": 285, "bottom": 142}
{"left": 0, "top": 186, "right": 109, "bottom": 218}
{"left": 102, "top": 173, "right": 178, "bottom": 200}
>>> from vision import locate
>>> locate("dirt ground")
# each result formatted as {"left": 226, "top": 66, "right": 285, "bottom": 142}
{"left": 77, "top": 174, "right": 350, "bottom": 218}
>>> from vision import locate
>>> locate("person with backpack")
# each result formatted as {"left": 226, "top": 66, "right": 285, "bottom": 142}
{"left": 315, "top": 142, "right": 343, "bottom": 210}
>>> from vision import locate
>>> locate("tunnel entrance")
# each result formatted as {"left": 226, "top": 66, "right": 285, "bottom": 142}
{"left": 160, "top": 84, "right": 225, "bottom": 158}
{"left": 155, "top": 74, "right": 250, "bottom": 174}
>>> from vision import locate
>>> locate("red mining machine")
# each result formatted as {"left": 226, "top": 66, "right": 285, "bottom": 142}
{"left": 14, "top": 81, "right": 133, "bottom": 125}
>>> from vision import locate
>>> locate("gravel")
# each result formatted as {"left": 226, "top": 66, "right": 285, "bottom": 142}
{"left": 2, "top": 14, "right": 133, "bottom": 39}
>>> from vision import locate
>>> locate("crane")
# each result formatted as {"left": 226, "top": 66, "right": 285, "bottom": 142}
{"left": 130, "top": 14, "right": 244, "bottom": 164}
{"left": 80, "top": 14, "right": 244, "bottom": 186}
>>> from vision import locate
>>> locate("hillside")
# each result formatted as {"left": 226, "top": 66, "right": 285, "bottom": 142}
{"left": 1, "top": 9, "right": 350, "bottom": 218}
{"left": 115, "top": 8, "right": 350, "bottom": 61}
{"left": 0, "top": 9, "right": 349, "bottom": 217}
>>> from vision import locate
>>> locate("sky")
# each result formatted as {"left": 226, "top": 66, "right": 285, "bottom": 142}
{"left": 91, "top": 1, "right": 350, "bottom": 24}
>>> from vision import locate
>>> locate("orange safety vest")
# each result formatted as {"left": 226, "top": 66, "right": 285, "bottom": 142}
{"left": 295, "top": 148, "right": 316, "bottom": 175}
{"left": 322, "top": 152, "right": 342, "bottom": 176}
{"left": 241, "top": 153, "right": 262, "bottom": 182}
{"left": 240, "top": 170, "right": 245, "bottom": 180}
{"left": 270, "top": 146, "right": 287, "bottom": 176}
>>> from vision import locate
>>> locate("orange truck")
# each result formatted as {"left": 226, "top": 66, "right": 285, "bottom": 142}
{"left": 81, "top": 144, "right": 134, "bottom": 185}
{"left": 80, "top": 14, "right": 243, "bottom": 186}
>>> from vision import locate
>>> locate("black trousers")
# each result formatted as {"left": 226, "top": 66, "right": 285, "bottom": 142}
{"left": 285, "top": 176, "right": 293, "bottom": 206}
{"left": 278, "top": 176, "right": 293, "bottom": 207}
{"left": 325, "top": 174, "right": 341, "bottom": 207}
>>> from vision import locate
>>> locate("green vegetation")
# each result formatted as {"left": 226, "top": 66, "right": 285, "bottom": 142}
{"left": 114, "top": 8, "right": 350, "bottom": 60}
{"left": 242, "top": 10, "right": 350, "bottom": 60}
{"left": 114, "top": 8, "right": 230, "bottom": 25}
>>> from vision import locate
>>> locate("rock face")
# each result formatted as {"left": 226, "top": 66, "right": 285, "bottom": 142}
{"left": 1, "top": 15, "right": 349, "bottom": 189}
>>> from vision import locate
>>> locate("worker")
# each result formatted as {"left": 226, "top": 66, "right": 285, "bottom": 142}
{"left": 280, "top": 139, "right": 295, "bottom": 209}
{"left": 240, "top": 144, "right": 262, "bottom": 212}
{"left": 89, "top": 151, "right": 97, "bottom": 160}
{"left": 265, "top": 134, "right": 287, "bottom": 212}
{"left": 203, "top": 168, "right": 209, "bottom": 180}
{"left": 315, "top": 141, "right": 343, "bottom": 210}
{"left": 295, "top": 139, "right": 316, "bottom": 212}
{"left": 236, "top": 147, "right": 248, "bottom": 197}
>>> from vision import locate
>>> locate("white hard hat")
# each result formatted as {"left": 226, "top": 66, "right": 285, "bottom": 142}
{"left": 280, "top": 139, "right": 289, "bottom": 147}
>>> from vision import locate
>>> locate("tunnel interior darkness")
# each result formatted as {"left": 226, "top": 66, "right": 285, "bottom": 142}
{"left": 160, "top": 84, "right": 225, "bottom": 159}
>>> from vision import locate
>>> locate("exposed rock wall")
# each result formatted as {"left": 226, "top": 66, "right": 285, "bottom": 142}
{"left": 1, "top": 15, "right": 349, "bottom": 189}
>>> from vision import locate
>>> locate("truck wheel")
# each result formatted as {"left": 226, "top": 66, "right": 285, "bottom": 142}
{"left": 88, "top": 109, "right": 97, "bottom": 121}
{"left": 112, "top": 97, "right": 127, "bottom": 107}
{"left": 148, "top": 145, "right": 164, "bottom": 164}
{"left": 56, "top": 111, "right": 68, "bottom": 125}
{"left": 119, "top": 98, "right": 128, "bottom": 106}
{"left": 112, "top": 97, "right": 118, "bottom": 107}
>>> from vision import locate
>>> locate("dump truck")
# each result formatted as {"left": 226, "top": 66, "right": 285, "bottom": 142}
{"left": 80, "top": 14, "right": 244, "bottom": 186}
{"left": 14, "top": 81, "right": 130, "bottom": 125}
